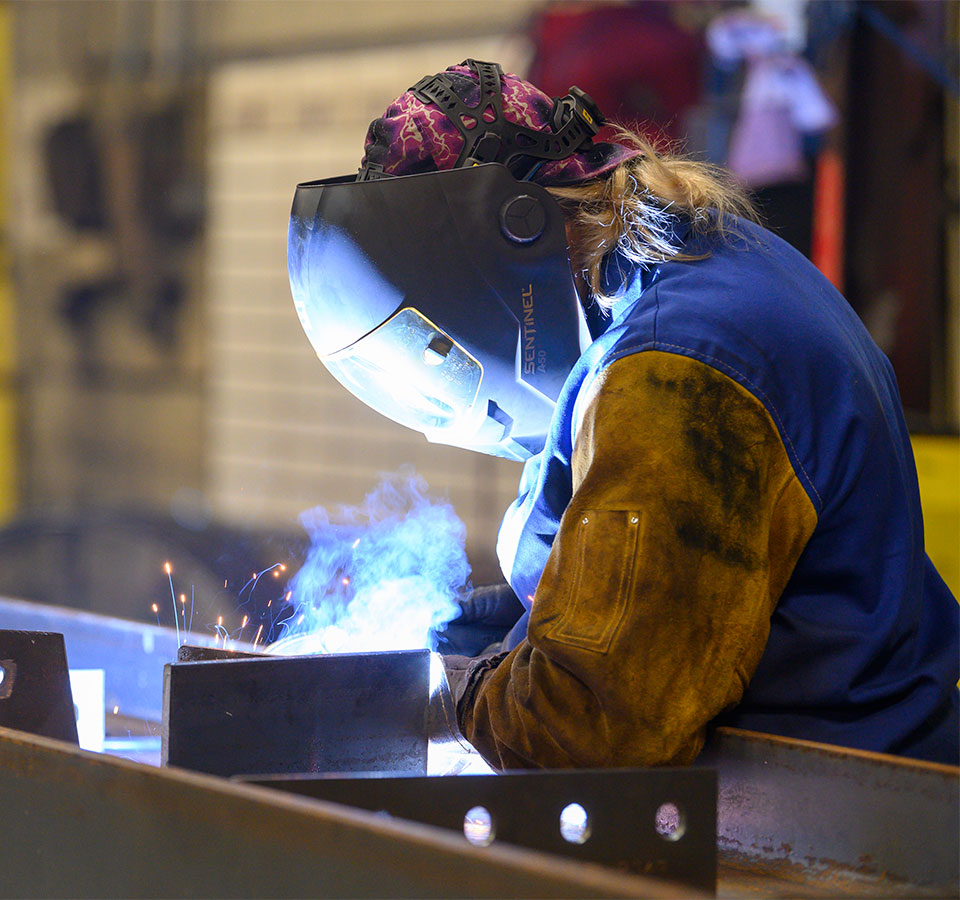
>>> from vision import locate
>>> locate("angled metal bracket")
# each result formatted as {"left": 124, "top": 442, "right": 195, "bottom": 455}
{"left": 0, "top": 630, "right": 78, "bottom": 743}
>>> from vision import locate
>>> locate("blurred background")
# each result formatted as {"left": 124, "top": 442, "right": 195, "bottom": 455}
{"left": 0, "top": 0, "right": 956, "bottom": 635}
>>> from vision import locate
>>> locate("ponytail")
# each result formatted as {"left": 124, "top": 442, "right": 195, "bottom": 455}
{"left": 547, "top": 129, "right": 756, "bottom": 308}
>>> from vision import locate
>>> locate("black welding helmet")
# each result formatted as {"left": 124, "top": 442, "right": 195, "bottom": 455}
{"left": 287, "top": 60, "right": 638, "bottom": 460}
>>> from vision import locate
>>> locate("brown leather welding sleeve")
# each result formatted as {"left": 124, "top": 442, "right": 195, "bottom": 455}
{"left": 458, "top": 350, "right": 818, "bottom": 769}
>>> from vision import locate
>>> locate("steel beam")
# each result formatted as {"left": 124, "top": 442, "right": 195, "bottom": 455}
{"left": 162, "top": 650, "right": 431, "bottom": 776}
{"left": 245, "top": 768, "right": 716, "bottom": 894}
{"left": 704, "top": 727, "right": 959, "bottom": 897}
{"left": 0, "top": 725, "right": 688, "bottom": 899}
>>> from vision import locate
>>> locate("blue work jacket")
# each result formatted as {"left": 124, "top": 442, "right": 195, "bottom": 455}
{"left": 497, "top": 217, "right": 959, "bottom": 765}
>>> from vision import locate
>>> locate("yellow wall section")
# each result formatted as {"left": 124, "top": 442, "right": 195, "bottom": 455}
{"left": 912, "top": 435, "right": 960, "bottom": 599}
{"left": 0, "top": 5, "right": 15, "bottom": 523}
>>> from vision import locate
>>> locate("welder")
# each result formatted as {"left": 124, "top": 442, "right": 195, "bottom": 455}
{"left": 287, "top": 61, "right": 959, "bottom": 768}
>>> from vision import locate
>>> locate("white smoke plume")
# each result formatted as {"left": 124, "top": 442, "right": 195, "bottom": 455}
{"left": 268, "top": 468, "right": 470, "bottom": 655}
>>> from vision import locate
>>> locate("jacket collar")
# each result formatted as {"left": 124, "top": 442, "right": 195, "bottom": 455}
{"left": 587, "top": 214, "right": 692, "bottom": 337}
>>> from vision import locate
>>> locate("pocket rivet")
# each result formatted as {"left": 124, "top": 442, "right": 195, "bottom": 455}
{"left": 582, "top": 516, "right": 589, "bottom": 525}
{"left": 630, "top": 516, "right": 639, "bottom": 524}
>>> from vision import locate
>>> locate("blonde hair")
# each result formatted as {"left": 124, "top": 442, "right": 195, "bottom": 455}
{"left": 547, "top": 129, "right": 756, "bottom": 308}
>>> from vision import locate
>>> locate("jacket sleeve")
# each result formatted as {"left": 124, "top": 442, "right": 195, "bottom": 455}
{"left": 455, "top": 349, "right": 818, "bottom": 769}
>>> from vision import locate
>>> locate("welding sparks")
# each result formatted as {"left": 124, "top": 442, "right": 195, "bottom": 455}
{"left": 211, "top": 613, "right": 231, "bottom": 648}
{"left": 234, "top": 563, "right": 289, "bottom": 628}
{"left": 151, "top": 603, "right": 160, "bottom": 627}
{"left": 113, "top": 705, "right": 119, "bottom": 715}
{"left": 254, "top": 624, "right": 264, "bottom": 645}
{"left": 165, "top": 562, "right": 180, "bottom": 647}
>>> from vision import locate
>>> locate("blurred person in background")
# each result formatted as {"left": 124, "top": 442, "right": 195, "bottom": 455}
{"left": 287, "top": 61, "right": 958, "bottom": 768}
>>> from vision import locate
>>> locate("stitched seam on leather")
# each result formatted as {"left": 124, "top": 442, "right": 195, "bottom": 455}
{"left": 548, "top": 510, "right": 638, "bottom": 653}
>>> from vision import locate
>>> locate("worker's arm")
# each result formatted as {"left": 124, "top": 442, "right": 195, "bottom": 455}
{"left": 453, "top": 350, "right": 818, "bottom": 769}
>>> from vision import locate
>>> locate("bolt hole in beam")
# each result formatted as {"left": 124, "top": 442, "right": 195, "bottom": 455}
{"left": 0, "top": 659, "right": 11, "bottom": 699}
{"left": 559, "top": 802, "right": 591, "bottom": 844}
{"left": 655, "top": 802, "right": 686, "bottom": 841}
{"left": 463, "top": 805, "right": 495, "bottom": 846}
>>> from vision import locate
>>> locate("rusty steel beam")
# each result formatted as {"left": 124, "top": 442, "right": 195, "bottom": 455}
{"left": 703, "top": 727, "right": 959, "bottom": 897}
{"left": 0, "top": 725, "right": 693, "bottom": 899}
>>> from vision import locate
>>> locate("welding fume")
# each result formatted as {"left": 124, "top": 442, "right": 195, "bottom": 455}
{"left": 286, "top": 60, "right": 959, "bottom": 770}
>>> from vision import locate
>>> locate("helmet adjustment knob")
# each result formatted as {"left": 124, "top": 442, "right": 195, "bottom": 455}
{"left": 499, "top": 194, "right": 546, "bottom": 244}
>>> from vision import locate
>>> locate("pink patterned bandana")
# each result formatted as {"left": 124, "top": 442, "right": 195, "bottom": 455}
{"left": 361, "top": 63, "right": 640, "bottom": 185}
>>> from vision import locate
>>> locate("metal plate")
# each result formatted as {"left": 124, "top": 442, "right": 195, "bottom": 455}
{"left": 0, "top": 725, "right": 686, "bottom": 899}
{"left": 0, "top": 630, "right": 78, "bottom": 743}
{"left": 243, "top": 768, "right": 717, "bottom": 894}
{"left": 162, "top": 649, "right": 431, "bottom": 777}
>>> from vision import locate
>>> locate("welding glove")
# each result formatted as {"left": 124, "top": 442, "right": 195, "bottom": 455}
{"left": 427, "top": 649, "right": 510, "bottom": 766}
{"left": 438, "top": 650, "right": 511, "bottom": 732}
{"left": 430, "top": 583, "right": 525, "bottom": 658}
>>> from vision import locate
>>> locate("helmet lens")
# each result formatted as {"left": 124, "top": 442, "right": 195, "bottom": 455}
{"left": 323, "top": 308, "right": 482, "bottom": 434}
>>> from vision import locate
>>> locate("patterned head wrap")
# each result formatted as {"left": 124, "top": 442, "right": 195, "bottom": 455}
{"left": 361, "top": 62, "right": 640, "bottom": 186}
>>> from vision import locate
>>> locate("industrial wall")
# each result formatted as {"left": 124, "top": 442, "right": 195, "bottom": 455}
{"left": 6, "top": 1, "right": 540, "bottom": 598}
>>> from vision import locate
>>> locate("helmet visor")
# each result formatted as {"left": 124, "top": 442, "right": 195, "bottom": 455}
{"left": 323, "top": 307, "right": 483, "bottom": 435}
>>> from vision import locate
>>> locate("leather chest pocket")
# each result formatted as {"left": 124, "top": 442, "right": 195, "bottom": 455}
{"left": 545, "top": 508, "right": 641, "bottom": 654}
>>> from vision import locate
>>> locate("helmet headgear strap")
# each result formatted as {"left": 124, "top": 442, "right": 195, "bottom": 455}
{"left": 359, "top": 59, "right": 605, "bottom": 182}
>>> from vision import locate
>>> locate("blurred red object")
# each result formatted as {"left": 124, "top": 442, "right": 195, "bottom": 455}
{"left": 526, "top": 1, "right": 705, "bottom": 146}
{"left": 811, "top": 147, "right": 845, "bottom": 292}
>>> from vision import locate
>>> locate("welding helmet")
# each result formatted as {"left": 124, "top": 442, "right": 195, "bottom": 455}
{"left": 288, "top": 60, "right": 639, "bottom": 460}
